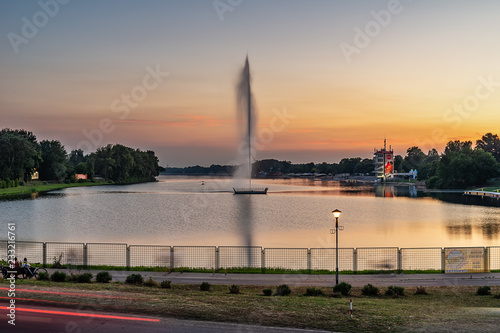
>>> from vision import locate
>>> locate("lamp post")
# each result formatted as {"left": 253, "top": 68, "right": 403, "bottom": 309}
{"left": 332, "top": 209, "right": 342, "bottom": 285}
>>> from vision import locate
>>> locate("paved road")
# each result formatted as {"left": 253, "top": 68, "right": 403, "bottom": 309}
{"left": 0, "top": 305, "right": 330, "bottom": 333}
{"left": 46, "top": 269, "right": 500, "bottom": 287}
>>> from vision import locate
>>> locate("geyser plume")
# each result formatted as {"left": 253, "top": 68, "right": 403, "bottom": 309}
{"left": 234, "top": 56, "right": 256, "bottom": 263}
{"left": 234, "top": 56, "right": 256, "bottom": 188}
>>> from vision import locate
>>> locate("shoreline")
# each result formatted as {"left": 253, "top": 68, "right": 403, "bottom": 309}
{"left": 0, "top": 178, "right": 156, "bottom": 201}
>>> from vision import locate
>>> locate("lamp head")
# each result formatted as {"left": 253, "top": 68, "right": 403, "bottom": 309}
{"left": 332, "top": 209, "right": 342, "bottom": 219}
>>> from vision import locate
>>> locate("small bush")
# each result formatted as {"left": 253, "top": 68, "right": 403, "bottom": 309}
{"left": 263, "top": 288, "right": 273, "bottom": 296}
{"left": 96, "top": 272, "right": 112, "bottom": 283}
{"left": 275, "top": 284, "right": 291, "bottom": 296}
{"left": 160, "top": 280, "right": 171, "bottom": 289}
{"left": 493, "top": 293, "right": 500, "bottom": 299}
{"left": 333, "top": 282, "right": 352, "bottom": 296}
{"left": 200, "top": 282, "right": 211, "bottom": 291}
{"left": 125, "top": 274, "right": 144, "bottom": 285}
{"left": 305, "top": 287, "right": 324, "bottom": 296}
{"left": 385, "top": 286, "right": 405, "bottom": 297}
{"left": 143, "top": 278, "right": 159, "bottom": 288}
{"left": 476, "top": 286, "right": 491, "bottom": 296}
{"left": 37, "top": 271, "right": 50, "bottom": 281}
{"left": 415, "top": 286, "right": 428, "bottom": 295}
{"left": 68, "top": 273, "right": 78, "bottom": 282}
{"left": 52, "top": 253, "right": 64, "bottom": 269}
{"left": 50, "top": 271, "right": 67, "bottom": 282}
{"left": 76, "top": 273, "right": 93, "bottom": 283}
{"left": 229, "top": 285, "right": 240, "bottom": 294}
{"left": 361, "top": 284, "right": 379, "bottom": 296}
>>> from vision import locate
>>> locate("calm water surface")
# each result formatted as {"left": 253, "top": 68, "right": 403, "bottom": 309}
{"left": 1, "top": 176, "right": 499, "bottom": 248}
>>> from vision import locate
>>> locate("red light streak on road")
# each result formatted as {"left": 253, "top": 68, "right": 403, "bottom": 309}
{"left": 0, "top": 306, "right": 160, "bottom": 322}
{"left": 0, "top": 287, "right": 146, "bottom": 300}
{"left": 0, "top": 296, "right": 78, "bottom": 305}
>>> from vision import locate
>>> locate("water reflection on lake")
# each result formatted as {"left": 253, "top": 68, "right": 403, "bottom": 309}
{"left": 0, "top": 176, "right": 499, "bottom": 248}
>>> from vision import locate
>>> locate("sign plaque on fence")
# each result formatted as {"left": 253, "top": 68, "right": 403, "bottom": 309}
{"left": 444, "top": 247, "right": 489, "bottom": 273}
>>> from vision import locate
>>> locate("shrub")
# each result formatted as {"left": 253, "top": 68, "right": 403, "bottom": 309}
{"left": 67, "top": 273, "right": 78, "bottom": 282}
{"left": 415, "top": 286, "right": 428, "bottom": 295}
{"left": 76, "top": 273, "right": 93, "bottom": 283}
{"left": 50, "top": 271, "right": 67, "bottom": 282}
{"left": 305, "top": 287, "right": 324, "bottom": 296}
{"left": 493, "top": 293, "right": 500, "bottom": 299}
{"left": 275, "top": 284, "right": 291, "bottom": 296}
{"left": 263, "top": 288, "right": 273, "bottom": 296}
{"left": 385, "top": 286, "right": 405, "bottom": 297}
{"left": 37, "top": 271, "right": 50, "bottom": 281}
{"left": 333, "top": 282, "right": 352, "bottom": 296}
{"left": 229, "top": 285, "right": 240, "bottom": 294}
{"left": 143, "top": 278, "right": 159, "bottom": 288}
{"left": 160, "top": 280, "right": 171, "bottom": 289}
{"left": 52, "top": 253, "right": 64, "bottom": 268}
{"left": 361, "top": 284, "right": 379, "bottom": 296}
{"left": 96, "top": 272, "right": 112, "bottom": 283}
{"left": 476, "top": 286, "right": 491, "bottom": 296}
{"left": 200, "top": 282, "right": 211, "bottom": 291}
{"left": 125, "top": 274, "right": 144, "bottom": 285}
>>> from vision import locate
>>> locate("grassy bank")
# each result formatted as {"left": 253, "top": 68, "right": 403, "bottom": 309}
{"left": 0, "top": 182, "right": 107, "bottom": 199}
{"left": 0, "top": 178, "right": 155, "bottom": 200}
{"left": 2, "top": 279, "right": 500, "bottom": 332}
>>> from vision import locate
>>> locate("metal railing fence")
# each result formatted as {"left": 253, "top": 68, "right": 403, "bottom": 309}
{"left": 1, "top": 241, "right": 499, "bottom": 273}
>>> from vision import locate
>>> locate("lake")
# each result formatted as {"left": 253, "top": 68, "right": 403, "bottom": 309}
{"left": 1, "top": 176, "right": 499, "bottom": 249}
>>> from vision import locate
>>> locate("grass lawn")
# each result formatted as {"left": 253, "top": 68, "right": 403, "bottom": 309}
{"left": 3, "top": 279, "right": 500, "bottom": 332}
{"left": 0, "top": 181, "right": 109, "bottom": 199}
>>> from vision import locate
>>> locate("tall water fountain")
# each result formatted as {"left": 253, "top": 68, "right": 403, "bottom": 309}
{"left": 233, "top": 56, "right": 268, "bottom": 194}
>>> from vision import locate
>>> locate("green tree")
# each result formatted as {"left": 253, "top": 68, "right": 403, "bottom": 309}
{"left": 68, "top": 149, "right": 85, "bottom": 167}
{"left": 393, "top": 155, "right": 404, "bottom": 172}
{"left": 354, "top": 158, "right": 374, "bottom": 175}
{"left": 403, "top": 146, "right": 426, "bottom": 171}
{"left": 38, "top": 140, "right": 68, "bottom": 181}
{"left": 339, "top": 158, "right": 361, "bottom": 174}
{"left": 444, "top": 140, "right": 472, "bottom": 153}
{"left": 0, "top": 131, "right": 40, "bottom": 182}
{"left": 476, "top": 133, "right": 500, "bottom": 161}
{"left": 427, "top": 141, "right": 499, "bottom": 188}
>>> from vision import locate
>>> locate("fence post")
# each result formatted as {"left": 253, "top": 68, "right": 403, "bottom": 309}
{"left": 397, "top": 248, "right": 402, "bottom": 272}
{"left": 441, "top": 248, "right": 445, "bottom": 273}
{"left": 215, "top": 247, "right": 220, "bottom": 271}
{"left": 261, "top": 248, "right": 265, "bottom": 273}
{"left": 307, "top": 249, "right": 311, "bottom": 273}
{"left": 485, "top": 247, "right": 490, "bottom": 272}
{"left": 170, "top": 247, "right": 174, "bottom": 272}
{"left": 42, "top": 242, "right": 47, "bottom": 268}
{"left": 353, "top": 249, "right": 357, "bottom": 274}
{"left": 126, "top": 246, "right": 130, "bottom": 271}
{"left": 83, "top": 244, "right": 88, "bottom": 269}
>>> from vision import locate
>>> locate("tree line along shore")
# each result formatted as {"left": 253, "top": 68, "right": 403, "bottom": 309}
{"left": 2, "top": 129, "right": 500, "bottom": 199}
{"left": 165, "top": 133, "right": 500, "bottom": 190}
{"left": 0, "top": 128, "right": 163, "bottom": 198}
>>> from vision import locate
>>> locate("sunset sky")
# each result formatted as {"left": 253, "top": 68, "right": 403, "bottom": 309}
{"left": 2, "top": 0, "right": 500, "bottom": 166}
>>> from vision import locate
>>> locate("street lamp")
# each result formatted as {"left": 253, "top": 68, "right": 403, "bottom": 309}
{"left": 332, "top": 209, "right": 342, "bottom": 285}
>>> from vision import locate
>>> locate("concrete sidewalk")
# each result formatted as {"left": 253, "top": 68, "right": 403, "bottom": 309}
{"left": 45, "top": 269, "right": 500, "bottom": 287}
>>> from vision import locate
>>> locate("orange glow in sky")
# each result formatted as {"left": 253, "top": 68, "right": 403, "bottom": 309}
{"left": 2, "top": 1, "right": 500, "bottom": 166}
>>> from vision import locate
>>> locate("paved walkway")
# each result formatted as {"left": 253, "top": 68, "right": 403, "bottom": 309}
{"left": 46, "top": 269, "right": 500, "bottom": 287}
